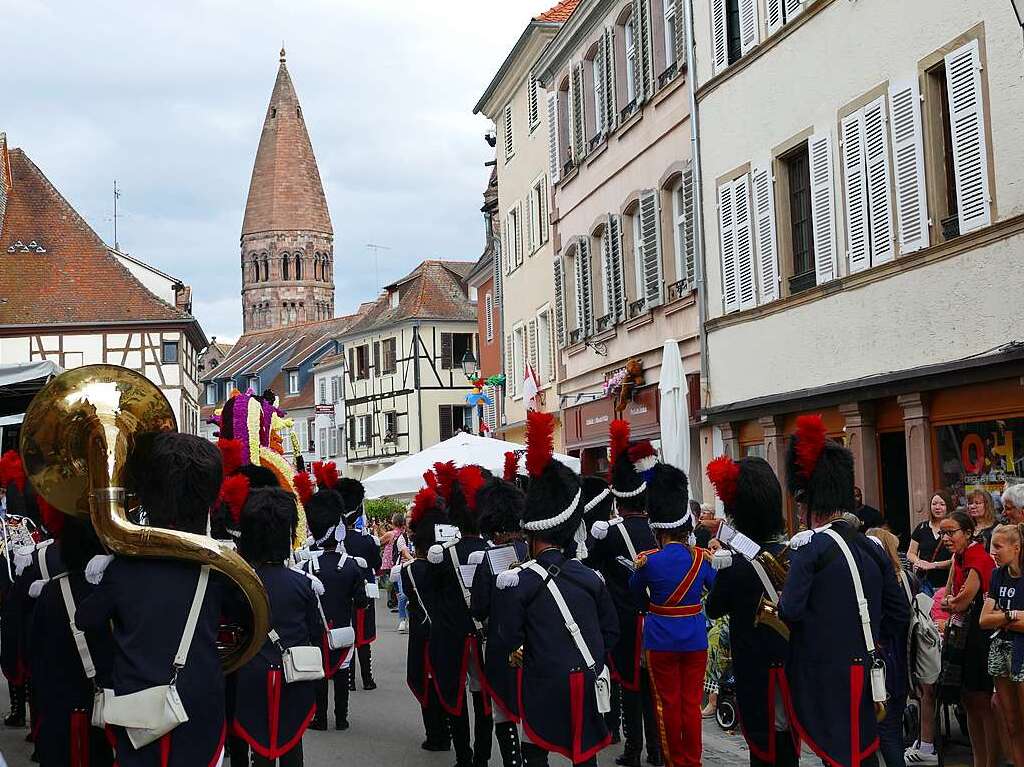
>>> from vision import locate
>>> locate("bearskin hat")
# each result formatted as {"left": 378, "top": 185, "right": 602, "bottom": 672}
{"left": 238, "top": 487, "right": 299, "bottom": 565}
{"left": 581, "top": 475, "right": 613, "bottom": 528}
{"left": 476, "top": 476, "right": 525, "bottom": 538}
{"left": 305, "top": 488, "right": 345, "bottom": 542}
{"left": 446, "top": 465, "right": 486, "bottom": 536}
{"left": 608, "top": 420, "right": 657, "bottom": 510}
{"left": 409, "top": 480, "right": 450, "bottom": 555}
{"left": 1, "top": 450, "right": 41, "bottom": 525}
{"left": 522, "top": 410, "right": 583, "bottom": 549}
{"left": 785, "top": 414, "right": 855, "bottom": 525}
{"left": 646, "top": 462, "right": 693, "bottom": 532}
{"left": 707, "top": 455, "right": 784, "bottom": 543}
{"left": 336, "top": 477, "right": 366, "bottom": 524}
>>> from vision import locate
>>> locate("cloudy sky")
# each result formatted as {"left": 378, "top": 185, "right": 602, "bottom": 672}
{"left": 2, "top": 0, "right": 546, "bottom": 341}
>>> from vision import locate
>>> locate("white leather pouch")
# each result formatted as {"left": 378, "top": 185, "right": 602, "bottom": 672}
{"left": 106, "top": 683, "right": 189, "bottom": 748}
{"left": 364, "top": 581, "right": 380, "bottom": 599}
{"left": 327, "top": 626, "right": 355, "bottom": 651}
{"left": 278, "top": 636, "right": 325, "bottom": 684}
{"left": 595, "top": 665, "right": 612, "bottom": 714}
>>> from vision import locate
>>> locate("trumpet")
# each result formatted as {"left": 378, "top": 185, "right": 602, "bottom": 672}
{"left": 19, "top": 364, "right": 270, "bottom": 672}
{"left": 752, "top": 547, "right": 791, "bottom": 641}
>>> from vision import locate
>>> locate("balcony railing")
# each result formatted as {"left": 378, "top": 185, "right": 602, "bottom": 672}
{"left": 568, "top": 328, "right": 582, "bottom": 345}
{"left": 596, "top": 313, "right": 614, "bottom": 333}
{"left": 667, "top": 279, "right": 690, "bottom": 302}
{"left": 628, "top": 298, "right": 647, "bottom": 319}
{"left": 658, "top": 63, "right": 678, "bottom": 88}
{"left": 589, "top": 132, "right": 605, "bottom": 151}
{"left": 619, "top": 99, "right": 638, "bottom": 123}
{"left": 563, "top": 157, "right": 577, "bottom": 177}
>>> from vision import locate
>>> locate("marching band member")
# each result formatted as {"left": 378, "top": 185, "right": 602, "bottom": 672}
{"left": 402, "top": 484, "right": 452, "bottom": 754}
{"left": 75, "top": 432, "right": 231, "bottom": 766}
{"left": 495, "top": 410, "right": 619, "bottom": 767}
{"left": 777, "top": 416, "right": 909, "bottom": 767}
{"left": 587, "top": 421, "right": 661, "bottom": 767}
{"left": 704, "top": 455, "right": 799, "bottom": 767}
{"left": 628, "top": 462, "right": 715, "bottom": 767}
{"left": 301, "top": 478, "right": 368, "bottom": 731}
{"left": 471, "top": 461, "right": 529, "bottom": 767}
{"left": 232, "top": 486, "right": 320, "bottom": 766}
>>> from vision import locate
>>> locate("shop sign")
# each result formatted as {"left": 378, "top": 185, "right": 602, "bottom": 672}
{"left": 315, "top": 404, "right": 334, "bottom": 414}
{"left": 936, "top": 417, "right": 1024, "bottom": 504}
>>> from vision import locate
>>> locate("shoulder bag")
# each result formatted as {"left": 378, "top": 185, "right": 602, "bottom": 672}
{"left": 318, "top": 553, "right": 356, "bottom": 651}
{"left": 57, "top": 575, "right": 110, "bottom": 728}
{"left": 270, "top": 629, "right": 324, "bottom": 684}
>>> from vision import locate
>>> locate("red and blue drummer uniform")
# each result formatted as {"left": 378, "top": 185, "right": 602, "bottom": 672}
{"left": 629, "top": 543, "right": 715, "bottom": 767}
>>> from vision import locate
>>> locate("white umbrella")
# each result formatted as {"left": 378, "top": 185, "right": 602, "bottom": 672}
{"left": 361, "top": 431, "right": 581, "bottom": 499}
{"left": 658, "top": 339, "right": 690, "bottom": 490}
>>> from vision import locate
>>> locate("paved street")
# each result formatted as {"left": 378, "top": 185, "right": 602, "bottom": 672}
{"left": 0, "top": 601, "right": 750, "bottom": 766}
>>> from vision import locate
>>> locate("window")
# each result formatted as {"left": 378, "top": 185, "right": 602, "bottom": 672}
{"left": 319, "top": 428, "right": 328, "bottom": 459}
{"left": 711, "top": 0, "right": 759, "bottom": 73}
{"left": 206, "top": 384, "right": 218, "bottom": 406}
{"left": 527, "top": 71, "right": 540, "bottom": 129}
{"left": 161, "top": 341, "right": 179, "bottom": 364}
{"left": 785, "top": 146, "right": 815, "bottom": 292}
{"left": 358, "top": 414, "right": 372, "bottom": 447}
{"left": 287, "top": 370, "right": 299, "bottom": 395}
{"left": 328, "top": 427, "right": 338, "bottom": 457}
{"left": 506, "top": 204, "right": 523, "bottom": 271}
{"left": 248, "top": 376, "right": 260, "bottom": 393}
{"left": 503, "top": 104, "right": 514, "bottom": 161}
{"left": 282, "top": 254, "right": 290, "bottom": 280}
{"left": 381, "top": 338, "right": 397, "bottom": 374}
{"left": 318, "top": 378, "right": 327, "bottom": 404}
{"left": 672, "top": 172, "right": 696, "bottom": 289}
{"left": 572, "top": 240, "right": 594, "bottom": 337}
{"left": 537, "top": 309, "right": 553, "bottom": 383}
{"left": 355, "top": 345, "right": 370, "bottom": 380}
{"left": 512, "top": 325, "right": 526, "bottom": 397}
{"left": 485, "top": 293, "right": 494, "bottom": 341}
{"left": 726, "top": 0, "right": 741, "bottom": 63}
{"left": 383, "top": 411, "right": 398, "bottom": 443}
{"left": 439, "top": 404, "right": 473, "bottom": 442}
{"left": 664, "top": 0, "right": 679, "bottom": 69}
{"left": 625, "top": 18, "right": 638, "bottom": 104}
{"left": 529, "top": 176, "right": 548, "bottom": 251}
{"left": 389, "top": 290, "right": 399, "bottom": 309}
{"left": 441, "top": 332, "right": 474, "bottom": 370}
{"left": 261, "top": 257, "right": 269, "bottom": 282}
{"left": 601, "top": 215, "right": 625, "bottom": 322}
{"left": 331, "top": 375, "right": 340, "bottom": 402}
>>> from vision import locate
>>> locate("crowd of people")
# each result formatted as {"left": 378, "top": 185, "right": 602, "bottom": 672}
{"left": 0, "top": 411, "right": 1021, "bottom": 767}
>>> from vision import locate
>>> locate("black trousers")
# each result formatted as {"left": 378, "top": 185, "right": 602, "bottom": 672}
{"left": 622, "top": 668, "right": 660, "bottom": 758}
{"left": 748, "top": 731, "right": 799, "bottom": 767}
{"left": 353, "top": 644, "right": 374, "bottom": 686}
{"left": 251, "top": 739, "right": 303, "bottom": 766}
{"left": 422, "top": 684, "right": 449, "bottom": 746}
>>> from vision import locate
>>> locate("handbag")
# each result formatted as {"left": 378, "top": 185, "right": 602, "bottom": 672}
{"left": 526, "top": 562, "right": 612, "bottom": 714}
{"left": 317, "top": 597, "right": 355, "bottom": 651}
{"left": 103, "top": 565, "right": 210, "bottom": 747}
{"left": 271, "top": 630, "right": 324, "bottom": 684}
{"left": 58, "top": 575, "right": 110, "bottom": 728}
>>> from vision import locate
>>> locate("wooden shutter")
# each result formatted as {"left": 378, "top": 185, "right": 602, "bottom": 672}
{"left": 635, "top": 0, "right": 654, "bottom": 100}
{"left": 515, "top": 201, "right": 524, "bottom": 266}
{"left": 739, "top": 0, "right": 759, "bottom": 55}
{"left": 547, "top": 91, "right": 561, "bottom": 184}
{"left": 681, "top": 168, "right": 696, "bottom": 286}
{"left": 733, "top": 175, "right": 756, "bottom": 310}
{"left": 441, "top": 332, "right": 453, "bottom": 369}
{"left": 809, "top": 132, "right": 838, "bottom": 284}
{"left": 785, "top": 0, "right": 802, "bottom": 21}
{"left": 347, "top": 347, "right": 355, "bottom": 381}
{"left": 504, "top": 211, "right": 513, "bottom": 274}
{"left": 595, "top": 41, "right": 608, "bottom": 136}
{"left": 347, "top": 416, "right": 356, "bottom": 450}
{"left": 718, "top": 182, "right": 738, "bottom": 312}
{"left": 504, "top": 104, "right": 514, "bottom": 159}
{"left": 527, "top": 71, "right": 539, "bottom": 126}
{"left": 672, "top": 0, "right": 686, "bottom": 66}
{"left": 945, "top": 39, "right": 991, "bottom": 234}
{"left": 602, "top": 27, "right": 617, "bottom": 131}
{"left": 373, "top": 341, "right": 381, "bottom": 372}
{"left": 485, "top": 293, "right": 494, "bottom": 340}
{"left": 553, "top": 256, "right": 567, "bottom": 346}
{"left": 888, "top": 77, "right": 929, "bottom": 254}
{"left": 752, "top": 165, "right": 779, "bottom": 303}
{"left": 711, "top": 0, "right": 728, "bottom": 73}
{"left": 570, "top": 63, "right": 586, "bottom": 162}
{"left": 841, "top": 110, "right": 870, "bottom": 274}
{"left": 575, "top": 240, "right": 593, "bottom": 336}
{"left": 492, "top": 237, "right": 503, "bottom": 301}
{"left": 527, "top": 319, "right": 539, "bottom": 372}
{"left": 504, "top": 333, "right": 515, "bottom": 394}
{"left": 863, "top": 96, "right": 895, "bottom": 265}
{"left": 545, "top": 314, "right": 556, "bottom": 381}
{"left": 638, "top": 190, "right": 664, "bottom": 308}
{"left": 525, "top": 187, "right": 536, "bottom": 255}
{"left": 601, "top": 229, "right": 615, "bottom": 320}
{"left": 766, "top": 0, "right": 783, "bottom": 35}
{"left": 439, "top": 405, "right": 453, "bottom": 442}
{"left": 606, "top": 214, "right": 625, "bottom": 320}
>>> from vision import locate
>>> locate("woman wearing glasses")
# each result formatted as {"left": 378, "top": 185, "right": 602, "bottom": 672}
{"left": 938, "top": 511, "right": 996, "bottom": 767}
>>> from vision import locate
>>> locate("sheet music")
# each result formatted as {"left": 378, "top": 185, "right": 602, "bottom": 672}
{"left": 485, "top": 545, "right": 520, "bottom": 573}
{"left": 718, "top": 522, "right": 761, "bottom": 560}
{"left": 458, "top": 564, "right": 478, "bottom": 589}
{"left": 434, "top": 524, "right": 460, "bottom": 543}
{"left": 616, "top": 555, "right": 637, "bottom": 573}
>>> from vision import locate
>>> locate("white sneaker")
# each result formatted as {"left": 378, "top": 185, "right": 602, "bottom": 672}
{"left": 397, "top": 620, "right": 408, "bottom": 634}
{"left": 904, "top": 744, "right": 937, "bottom": 764}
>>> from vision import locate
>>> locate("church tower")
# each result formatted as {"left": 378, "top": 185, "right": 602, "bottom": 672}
{"left": 240, "top": 48, "right": 334, "bottom": 332}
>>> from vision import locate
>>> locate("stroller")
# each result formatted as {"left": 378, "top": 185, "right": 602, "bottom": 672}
{"left": 715, "top": 660, "right": 738, "bottom": 731}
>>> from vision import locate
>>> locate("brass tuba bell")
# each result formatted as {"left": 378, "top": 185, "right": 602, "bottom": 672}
{"left": 19, "top": 364, "right": 270, "bottom": 673}
{"left": 752, "top": 547, "right": 791, "bottom": 640}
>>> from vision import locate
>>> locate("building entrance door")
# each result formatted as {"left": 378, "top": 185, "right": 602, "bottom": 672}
{"left": 879, "top": 432, "right": 911, "bottom": 547}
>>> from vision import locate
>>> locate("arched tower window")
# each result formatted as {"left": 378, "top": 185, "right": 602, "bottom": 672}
{"left": 251, "top": 254, "right": 259, "bottom": 283}
{"left": 282, "top": 253, "right": 290, "bottom": 280}
{"left": 261, "top": 253, "right": 269, "bottom": 281}
{"left": 313, "top": 253, "right": 320, "bottom": 281}
{"left": 295, "top": 253, "right": 303, "bottom": 280}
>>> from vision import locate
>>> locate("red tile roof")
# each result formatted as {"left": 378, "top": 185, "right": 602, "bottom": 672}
{"left": 0, "top": 147, "right": 193, "bottom": 327}
{"left": 535, "top": 0, "right": 580, "bottom": 23}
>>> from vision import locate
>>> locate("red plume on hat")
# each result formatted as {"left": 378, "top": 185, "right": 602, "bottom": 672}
{"left": 38, "top": 495, "right": 63, "bottom": 537}
{"left": 502, "top": 451, "right": 519, "bottom": 482}
{"left": 608, "top": 420, "right": 630, "bottom": 480}
{"left": 457, "top": 465, "right": 486, "bottom": 512}
{"left": 219, "top": 474, "right": 251, "bottom": 527}
{"left": 432, "top": 461, "right": 459, "bottom": 503}
{"left": 0, "top": 450, "right": 26, "bottom": 493}
{"left": 525, "top": 410, "right": 555, "bottom": 478}
{"left": 312, "top": 461, "right": 340, "bottom": 491}
{"left": 217, "top": 438, "right": 244, "bottom": 477}
{"left": 410, "top": 485, "right": 439, "bottom": 530}
{"left": 793, "top": 414, "right": 827, "bottom": 481}
{"left": 293, "top": 472, "right": 314, "bottom": 506}
{"left": 707, "top": 455, "right": 740, "bottom": 507}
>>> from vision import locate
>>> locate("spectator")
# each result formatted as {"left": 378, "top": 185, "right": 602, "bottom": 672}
{"left": 904, "top": 590, "right": 947, "bottom": 764}
{"left": 854, "top": 486, "right": 883, "bottom": 529}
{"left": 967, "top": 489, "right": 998, "bottom": 553}
{"left": 694, "top": 501, "right": 714, "bottom": 548}
{"left": 386, "top": 513, "right": 412, "bottom": 633}
{"left": 908, "top": 491, "right": 954, "bottom": 596}
{"left": 1001, "top": 484, "right": 1024, "bottom": 524}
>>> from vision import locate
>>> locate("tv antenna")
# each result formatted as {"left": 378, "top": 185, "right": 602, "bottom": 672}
{"left": 112, "top": 180, "right": 121, "bottom": 251}
{"left": 365, "top": 243, "right": 392, "bottom": 291}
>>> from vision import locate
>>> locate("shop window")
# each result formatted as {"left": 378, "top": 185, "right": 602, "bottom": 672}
{"left": 936, "top": 418, "right": 1024, "bottom": 508}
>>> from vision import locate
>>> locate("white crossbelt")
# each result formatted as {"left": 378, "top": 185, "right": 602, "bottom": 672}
{"left": 525, "top": 562, "right": 596, "bottom": 669}
{"left": 58, "top": 575, "right": 96, "bottom": 680}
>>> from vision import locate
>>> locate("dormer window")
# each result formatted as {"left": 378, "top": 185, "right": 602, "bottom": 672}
{"left": 287, "top": 370, "right": 300, "bottom": 395}
{"left": 389, "top": 290, "right": 399, "bottom": 309}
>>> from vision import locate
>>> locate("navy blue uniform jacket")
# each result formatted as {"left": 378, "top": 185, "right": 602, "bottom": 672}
{"left": 342, "top": 530, "right": 381, "bottom": 645}
{"left": 778, "top": 521, "right": 910, "bottom": 767}
{"left": 301, "top": 549, "right": 367, "bottom": 677}
{"left": 401, "top": 558, "right": 432, "bottom": 705}
{"left": 3, "top": 540, "right": 64, "bottom": 685}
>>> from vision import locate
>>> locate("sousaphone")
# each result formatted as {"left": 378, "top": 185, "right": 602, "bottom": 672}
{"left": 19, "top": 364, "right": 269, "bottom": 672}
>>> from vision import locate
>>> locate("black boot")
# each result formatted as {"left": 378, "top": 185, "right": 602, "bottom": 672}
{"left": 494, "top": 721, "right": 522, "bottom": 767}
{"left": 4, "top": 682, "right": 25, "bottom": 727}
{"left": 472, "top": 691, "right": 494, "bottom": 766}
{"left": 358, "top": 644, "right": 376, "bottom": 690}
{"left": 640, "top": 670, "right": 662, "bottom": 766}
{"left": 227, "top": 735, "right": 250, "bottom": 764}
{"left": 521, "top": 742, "right": 550, "bottom": 767}
{"left": 310, "top": 679, "right": 328, "bottom": 730}
{"left": 334, "top": 669, "right": 350, "bottom": 730}
{"left": 615, "top": 688, "right": 643, "bottom": 766}
{"left": 448, "top": 708, "right": 473, "bottom": 767}
{"left": 422, "top": 687, "right": 451, "bottom": 751}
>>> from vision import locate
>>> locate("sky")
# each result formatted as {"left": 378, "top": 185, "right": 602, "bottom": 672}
{"left": 1, "top": 0, "right": 547, "bottom": 342}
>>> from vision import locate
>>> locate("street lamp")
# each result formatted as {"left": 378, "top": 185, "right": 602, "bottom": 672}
{"left": 460, "top": 349, "right": 479, "bottom": 380}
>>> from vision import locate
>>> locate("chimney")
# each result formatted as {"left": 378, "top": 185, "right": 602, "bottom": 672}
{"left": 174, "top": 283, "right": 193, "bottom": 314}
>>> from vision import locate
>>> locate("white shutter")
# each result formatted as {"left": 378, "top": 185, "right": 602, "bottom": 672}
{"left": 504, "top": 333, "right": 515, "bottom": 396}
{"left": 607, "top": 214, "right": 625, "bottom": 320}
{"left": 492, "top": 235, "right": 503, "bottom": 303}
{"left": 527, "top": 71, "right": 539, "bottom": 127}
{"left": 525, "top": 188, "right": 536, "bottom": 255}
{"left": 504, "top": 211, "right": 513, "bottom": 274}
{"left": 718, "top": 182, "right": 738, "bottom": 312}
{"left": 888, "top": 77, "right": 929, "bottom": 254}
{"left": 570, "top": 64, "right": 586, "bottom": 163}
{"left": 503, "top": 104, "right": 514, "bottom": 160}
{"left": 672, "top": 0, "right": 686, "bottom": 66}
{"left": 809, "top": 132, "right": 838, "bottom": 284}
{"left": 595, "top": 41, "right": 608, "bottom": 137}
{"left": 945, "top": 39, "right": 991, "bottom": 234}
{"left": 841, "top": 110, "right": 870, "bottom": 274}
{"left": 733, "top": 175, "right": 756, "bottom": 310}
{"left": 485, "top": 293, "right": 494, "bottom": 340}
{"left": 602, "top": 27, "right": 617, "bottom": 131}
{"left": 636, "top": 0, "right": 654, "bottom": 100}
{"left": 553, "top": 256, "right": 567, "bottom": 346}
{"left": 527, "top": 319, "right": 539, "bottom": 372}
{"left": 785, "top": 0, "right": 802, "bottom": 21}
{"left": 539, "top": 176, "right": 549, "bottom": 243}
{"left": 711, "top": 0, "right": 728, "bottom": 73}
{"left": 601, "top": 229, "right": 615, "bottom": 319}
{"left": 575, "top": 240, "right": 594, "bottom": 335}
{"left": 739, "top": 0, "right": 759, "bottom": 55}
{"left": 638, "top": 190, "right": 664, "bottom": 308}
{"left": 752, "top": 165, "right": 779, "bottom": 303}
{"left": 515, "top": 201, "right": 524, "bottom": 266}
{"left": 547, "top": 91, "right": 561, "bottom": 185}
{"left": 681, "top": 168, "right": 696, "bottom": 286}
{"left": 766, "top": 0, "right": 783, "bottom": 35}
{"left": 863, "top": 96, "right": 895, "bottom": 265}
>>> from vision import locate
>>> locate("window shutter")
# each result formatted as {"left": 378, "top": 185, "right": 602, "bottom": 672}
{"left": 766, "top": 0, "right": 783, "bottom": 35}
{"left": 504, "top": 211, "right": 513, "bottom": 274}
{"left": 439, "top": 405, "right": 453, "bottom": 442}
{"left": 711, "top": 0, "right": 728, "bottom": 74}
{"left": 785, "top": 0, "right": 802, "bottom": 21}
{"left": 553, "top": 256, "right": 567, "bottom": 346}
{"left": 504, "top": 333, "right": 515, "bottom": 395}
{"left": 441, "top": 332, "right": 453, "bottom": 369}
{"left": 863, "top": 96, "right": 895, "bottom": 266}
{"left": 739, "top": 0, "right": 759, "bottom": 55}
{"left": 504, "top": 104, "right": 514, "bottom": 160}
{"left": 681, "top": 168, "right": 696, "bottom": 286}
{"left": 601, "top": 230, "right": 614, "bottom": 319}
{"left": 841, "top": 110, "right": 870, "bottom": 274}
{"left": 672, "top": 0, "right": 686, "bottom": 66}
{"left": 718, "top": 181, "right": 738, "bottom": 312}
{"left": 575, "top": 240, "right": 594, "bottom": 336}
{"left": 539, "top": 176, "right": 549, "bottom": 241}
{"left": 606, "top": 214, "right": 626, "bottom": 321}
{"left": 527, "top": 71, "right": 539, "bottom": 127}
{"left": 945, "top": 39, "right": 991, "bottom": 234}
{"left": 515, "top": 201, "right": 524, "bottom": 266}
{"left": 347, "top": 416, "right": 356, "bottom": 450}
{"left": 570, "top": 63, "right": 586, "bottom": 162}
{"left": 752, "top": 165, "right": 779, "bottom": 303}
{"left": 545, "top": 314, "right": 557, "bottom": 381}
{"left": 636, "top": 0, "right": 654, "bottom": 100}
{"left": 888, "top": 77, "right": 929, "bottom": 254}
{"left": 733, "top": 175, "right": 756, "bottom": 310}
{"left": 525, "top": 187, "right": 536, "bottom": 255}
{"left": 547, "top": 91, "right": 561, "bottom": 185}
{"left": 639, "top": 190, "right": 664, "bottom": 308}
{"left": 492, "top": 237, "right": 503, "bottom": 302}
{"left": 527, "top": 319, "right": 539, "bottom": 372}
{"left": 373, "top": 341, "right": 381, "bottom": 372}
{"left": 809, "top": 132, "right": 838, "bottom": 284}
{"left": 602, "top": 27, "right": 617, "bottom": 131}
{"left": 595, "top": 42, "right": 608, "bottom": 136}
{"left": 347, "top": 348, "right": 355, "bottom": 381}
{"left": 485, "top": 293, "right": 494, "bottom": 340}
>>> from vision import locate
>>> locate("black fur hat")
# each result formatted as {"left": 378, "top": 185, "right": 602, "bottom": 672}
{"left": 646, "top": 463, "right": 693, "bottom": 532}
{"left": 305, "top": 489, "right": 345, "bottom": 541}
{"left": 522, "top": 411, "right": 583, "bottom": 549}
{"left": 337, "top": 477, "right": 366, "bottom": 524}
{"left": 785, "top": 415, "right": 855, "bottom": 525}
{"left": 58, "top": 516, "right": 105, "bottom": 573}
{"left": 238, "top": 487, "right": 298, "bottom": 565}
{"left": 608, "top": 420, "right": 658, "bottom": 511}
{"left": 476, "top": 477, "right": 525, "bottom": 538}
{"left": 707, "top": 455, "right": 784, "bottom": 543}
{"left": 581, "top": 475, "right": 613, "bottom": 527}
{"left": 409, "top": 483, "right": 449, "bottom": 555}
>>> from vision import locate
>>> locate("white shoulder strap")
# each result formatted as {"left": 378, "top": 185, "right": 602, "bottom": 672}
{"left": 406, "top": 561, "right": 430, "bottom": 624}
{"left": 448, "top": 546, "right": 484, "bottom": 632}
{"left": 337, "top": 552, "right": 348, "bottom": 571}
{"left": 37, "top": 540, "right": 53, "bottom": 581}
{"left": 58, "top": 576, "right": 96, "bottom": 680}
{"left": 174, "top": 565, "right": 211, "bottom": 670}
{"left": 821, "top": 529, "right": 875, "bottom": 655}
{"left": 749, "top": 558, "right": 780, "bottom": 605}
{"left": 615, "top": 522, "right": 639, "bottom": 561}
{"left": 525, "top": 561, "right": 596, "bottom": 670}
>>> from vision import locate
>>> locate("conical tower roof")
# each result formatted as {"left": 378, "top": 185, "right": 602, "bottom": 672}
{"left": 241, "top": 48, "right": 333, "bottom": 237}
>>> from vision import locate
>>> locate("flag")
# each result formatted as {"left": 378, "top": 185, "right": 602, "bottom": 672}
{"left": 522, "top": 363, "right": 540, "bottom": 410}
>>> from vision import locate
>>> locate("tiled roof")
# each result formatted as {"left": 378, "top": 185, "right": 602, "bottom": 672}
{"left": 0, "top": 148, "right": 193, "bottom": 326}
{"left": 341, "top": 260, "right": 477, "bottom": 338}
{"left": 535, "top": 0, "right": 580, "bottom": 23}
